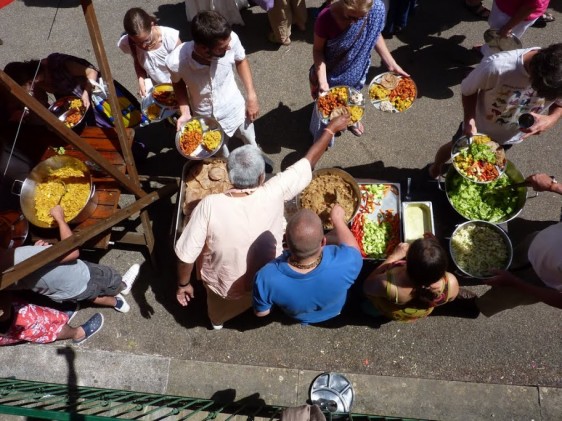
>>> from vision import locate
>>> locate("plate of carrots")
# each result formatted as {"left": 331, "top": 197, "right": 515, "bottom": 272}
{"left": 368, "top": 72, "right": 417, "bottom": 113}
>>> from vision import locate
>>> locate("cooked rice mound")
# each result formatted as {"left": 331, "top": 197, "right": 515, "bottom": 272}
{"left": 34, "top": 167, "right": 90, "bottom": 225}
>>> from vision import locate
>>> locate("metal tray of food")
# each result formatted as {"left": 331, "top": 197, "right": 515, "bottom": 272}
{"left": 315, "top": 85, "right": 365, "bottom": 126}
{"left": 351, "top": 180, "right": 402, "bottom": 261}
{"left": 402, "top": 201, "right": 435, "bottom": 243}
{"left": 173, "top": 159, "right": 231, "bottom": 245}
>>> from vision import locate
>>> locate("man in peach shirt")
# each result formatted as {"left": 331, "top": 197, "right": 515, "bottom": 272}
{"left": 175, "top": 115, "right": 349, "bottom": 329}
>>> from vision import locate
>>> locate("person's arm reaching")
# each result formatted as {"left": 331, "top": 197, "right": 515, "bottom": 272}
{"left": 462, "top": 93, "right": 479, "bottom": 136}
{"left": 173, "top": 80, "right": 192, "bottom": 131}
{"left": 49, "top": 205, "right": 79, "bottom": 263}
{"left": 235, "top": 58, "right": 259, "bottom": 121}
{"left": 499, "top": 4, "right": 535, "bottom": 37}
{"left": 374, "top": 36, "right": 409, "bottom": 77}
{"left": 176, "top": 260, "right": 195, "bottom": 306}
{"left": 304, "top": 114, "right": 350, "bottom": 167}
{"left": 313, "top": 34, "right": 330, "bottom": 94}
{"left": 325, "top": 204, "right": 360, "bottom": 251}
{"left": 521, "top": 104, "right": 562, "bottom": 140}
{"left": 487, "top": 270, "right": 562, "bottom": 309}
{"left": 526, "top": 173, "right": 562, "bottom": 194}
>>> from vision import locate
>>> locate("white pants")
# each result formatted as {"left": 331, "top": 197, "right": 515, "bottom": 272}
{"left": 481, "top": 2, "right": 536, "bottom": 57}
{"left": 219, "top": 119, "right": 256, "bottom": 157}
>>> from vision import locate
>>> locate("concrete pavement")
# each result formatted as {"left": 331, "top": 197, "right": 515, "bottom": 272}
{"left": 1, "top": 344, "right": 561, "bottom": 420}
{"left": 0, "top": 0, "right": 561, "bottom": 419}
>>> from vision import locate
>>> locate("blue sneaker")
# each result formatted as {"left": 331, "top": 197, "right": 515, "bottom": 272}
{"left": 73, "top": 313, "right": 104, "bottom": 345}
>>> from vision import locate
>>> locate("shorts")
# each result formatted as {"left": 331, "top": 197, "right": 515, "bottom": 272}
{"left": 74, "top": 262, "right": 124, "bottom": 301}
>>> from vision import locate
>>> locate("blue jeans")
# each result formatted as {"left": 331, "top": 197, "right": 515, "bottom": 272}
{"left": 384, "top": 0, "right": 417, "bottom": 33}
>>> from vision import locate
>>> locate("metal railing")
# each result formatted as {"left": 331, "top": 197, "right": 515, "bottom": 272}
{"left": 0, "top": 378, "right": 423, "bottom": 421}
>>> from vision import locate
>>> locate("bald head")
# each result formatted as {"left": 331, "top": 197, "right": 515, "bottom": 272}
{"left": 286, "top": 209, "right": 324, "bottom": 259}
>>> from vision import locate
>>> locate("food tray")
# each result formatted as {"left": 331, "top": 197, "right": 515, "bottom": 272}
{"left": 151, "top": 83, "right": 178, "bottom": 108}
{"left": 402, "top": 201, "right": 435, "bottom": 243}
{"left": 351, "top": 181, "right": 402, "bottom": 261}
{"left": 141, "top": 91, "right": 178, "bottom": 123}
{"left": 173, "top": 161, "right": 192, "bottom": 245}
{"left": 48, "top": 96, "right": 86, "bottom": 128}
{"left": 368, "top": 72, "right": 417, "bottom": 113}
{"left": 175, "top": 116, "right": 224, "bottom": 160}
{"left": 483, "top": 29, "right": 522, "bottom": 54}
{"left": 451, "top": 134, "right": 506, "bottom": 184}
{"left": 315, "top": 85, "right": 365, "bottom": 125}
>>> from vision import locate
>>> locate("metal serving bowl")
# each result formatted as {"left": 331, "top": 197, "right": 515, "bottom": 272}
{"left": 450, "top": 220, "right": 513, "bottom": 279}
{"left": 297, "top": 167, "right": 361, "bottom": 230}
{"left": 443, "top": 160, "right": 527, "bottom": 224}
{"left": 48, "top": 96, "right": 87, "bottom": 130}
{"left": 451, "top": 134, "right": 506, "bottom": 184}
{"left": 18, "top": 156, "right": 97, "bottom": 228}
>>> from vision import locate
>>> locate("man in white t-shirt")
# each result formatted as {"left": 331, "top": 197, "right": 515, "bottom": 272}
{"left": 175, "top": 115, "right": 350, "bottom": 329}
{"left": 429, "top": 43, "right": 562, "bottom": 178}
{"left": 477, "top": 173, "right": 562, "bottom": 314}
{"left": 166, "top": 11, "right": 259, "bottom": 157}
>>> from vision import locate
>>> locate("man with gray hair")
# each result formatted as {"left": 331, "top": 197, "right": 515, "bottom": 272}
{"left": 253, "top": 204, "right": 362, "bottom": 324}
{"left": 175, "top": 114, "right": 350, "bottom": 329}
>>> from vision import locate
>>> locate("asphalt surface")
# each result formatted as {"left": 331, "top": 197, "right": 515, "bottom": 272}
{"left": 0, "top": 0, "right": 561, "bottom": 406}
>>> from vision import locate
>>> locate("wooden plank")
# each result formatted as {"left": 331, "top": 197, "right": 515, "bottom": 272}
{"left": 1, "top": 183, "right": 177, "bottom": 289}
{"left": 81, "top": 0, "right": 157, "bottom": 265}
{"left": 0, "top": 71, "right": 146, "bottom": 198}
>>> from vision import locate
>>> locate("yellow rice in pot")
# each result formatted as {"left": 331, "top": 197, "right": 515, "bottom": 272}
{"left": 34, "top": 167, "right": 90, "bottom": 225}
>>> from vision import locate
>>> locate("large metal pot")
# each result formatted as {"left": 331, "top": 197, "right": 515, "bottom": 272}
{"left": 440, "top": 160, "right": 527, "bottom": 224}
{"left": 450, "top": 220, "right": 513, "bottom": 279}
{"left": 17, "top": 155, "right": 97, "bottom": 228}
{"left": 297, "top": 167, "right": 361, "bottom": 229}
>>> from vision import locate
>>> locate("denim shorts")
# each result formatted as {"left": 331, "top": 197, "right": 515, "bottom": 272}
{"left": 74, "top": 262, "right": 123, "bottom": 301}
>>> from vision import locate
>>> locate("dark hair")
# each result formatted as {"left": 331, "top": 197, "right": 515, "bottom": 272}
{"left": 123, "top": 7, "right": 157, "bottom": 36}
{"left": 529, "top": 43, "right": 562, "bottom": 101}
{"left": 406, "top": 237, "right": 448, "bottom": 306}
{"left": 4, "top": 60, "right": 41, "bottom": 86}
{"left": 191, "top": 11, "right": 231, "bottom": 49}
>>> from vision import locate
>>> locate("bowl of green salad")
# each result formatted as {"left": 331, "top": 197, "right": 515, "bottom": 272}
{"left": 443, "top": 160, "right": 527, "bottom": 223}
{"left": 450, "top": 220, "right": 513, "bottom": 279}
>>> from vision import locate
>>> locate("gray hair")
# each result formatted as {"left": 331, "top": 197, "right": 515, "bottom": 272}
{"left": 227, "top": 145, "right": 265, "bottom": 189}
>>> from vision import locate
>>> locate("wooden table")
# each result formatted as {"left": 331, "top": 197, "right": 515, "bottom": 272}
{"left": 31, "top": 127, "right": 133, "bottom": 249}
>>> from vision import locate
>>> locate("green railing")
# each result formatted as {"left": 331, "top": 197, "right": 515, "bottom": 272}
{"left": 0, "top": 378, "right": 423, "bottom": 421}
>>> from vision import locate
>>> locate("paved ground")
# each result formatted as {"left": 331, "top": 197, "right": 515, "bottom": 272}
{"left": 1, "top": 0, "right": 561, "bottom": 419}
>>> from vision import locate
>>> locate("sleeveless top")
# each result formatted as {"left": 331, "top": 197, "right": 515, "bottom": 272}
{"left": 367, "top": 262, "right": 452, "bottom": 322}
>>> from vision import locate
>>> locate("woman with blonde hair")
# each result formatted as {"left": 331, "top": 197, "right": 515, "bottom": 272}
{"left": 118, "top": 7, "right": 181, "bottom": 98}
{"left": 310, "top": 0, "right": 409, "bottom": 139}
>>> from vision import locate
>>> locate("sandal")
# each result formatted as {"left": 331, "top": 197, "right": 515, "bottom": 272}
{"left": 464, "top": 1, "right": 490, "bottom": 20}
{"left": 348, "top": 121, "right": 364, "bottom": 137}
{"left": 542, "top": 12, "right": 555, "bottom": 23}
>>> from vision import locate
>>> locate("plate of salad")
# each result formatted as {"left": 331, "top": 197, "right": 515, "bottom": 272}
{"left": 452, "top": 134, "right": 507, "bottom": 183}
{"left": 351, "top": 183, "right": 402, "bottom": 260}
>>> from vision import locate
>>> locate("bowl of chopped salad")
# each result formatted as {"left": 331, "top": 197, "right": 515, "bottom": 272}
{"left": 450, "top": 220, "right": 513, "bottom": 279}
{"left": 443, "top": 160, "right": 527, "bottom": 223}
{"left": 451, "top": 134, "right": 507, "bottom": 183}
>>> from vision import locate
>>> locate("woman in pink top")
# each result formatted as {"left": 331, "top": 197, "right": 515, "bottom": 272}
{"left": 481, "top": 0, "right": 551, "bottom": 57}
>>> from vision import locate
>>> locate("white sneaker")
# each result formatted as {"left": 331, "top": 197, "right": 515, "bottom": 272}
{"left": 121, "top": 263, "right": 140, "bottom": 295}
{"left": 211, "top": 323, "right": 223, "bottom": 330}
{"left": 114, "top": 294, "right": 130, "bottom": 313}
